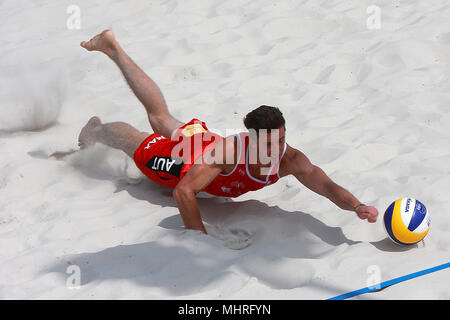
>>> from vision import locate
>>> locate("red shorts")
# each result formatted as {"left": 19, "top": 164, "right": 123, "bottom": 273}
{"left": 133, "top": 118, "right": 222, "bottom": 188}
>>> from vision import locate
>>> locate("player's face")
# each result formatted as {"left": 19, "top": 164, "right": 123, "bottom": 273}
{"left": 254, "top": 126, "right": 286, "bottom": 159}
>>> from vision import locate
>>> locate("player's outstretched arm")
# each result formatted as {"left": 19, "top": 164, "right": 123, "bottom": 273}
{"left": 285, "top": 147, "right": 378, "bottom": 223}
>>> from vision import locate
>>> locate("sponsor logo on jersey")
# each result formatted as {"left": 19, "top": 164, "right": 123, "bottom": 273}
{"left": 221, "top": 186, "right": 231, "bottom": 193}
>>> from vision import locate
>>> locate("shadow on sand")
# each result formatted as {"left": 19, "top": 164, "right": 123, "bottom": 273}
{"left": 39, "top": 152, "right": 406, "bottom": 297}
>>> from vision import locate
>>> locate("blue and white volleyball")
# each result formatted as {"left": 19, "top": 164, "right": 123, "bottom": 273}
{"left": 383, "top": 198, "right": 430, "bottom": 245}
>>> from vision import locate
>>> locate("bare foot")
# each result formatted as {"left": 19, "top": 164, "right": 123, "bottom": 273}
{"left": 78, "top": 116, "right": 102, "bottom": 149}
{"left": 80, "top": 30, "right": 118, "bottom": 58}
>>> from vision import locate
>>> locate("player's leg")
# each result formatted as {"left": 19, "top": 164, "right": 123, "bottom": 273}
{"left": 78, "top": 116, "right": 149, "bottom": 158}
{"left": 80, "top": 30, "right": 184, "bottom": 138}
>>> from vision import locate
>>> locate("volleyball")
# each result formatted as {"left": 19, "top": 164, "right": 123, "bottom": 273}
{"left": 383, "top": 197, "right": 431, "bottom": 245}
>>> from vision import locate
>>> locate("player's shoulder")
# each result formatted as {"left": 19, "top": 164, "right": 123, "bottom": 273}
{"left": 279, "top": 144, "right": 312, "bottom": 177}
{"left": 281, "top": 143, "right": 301, "bottom": 162}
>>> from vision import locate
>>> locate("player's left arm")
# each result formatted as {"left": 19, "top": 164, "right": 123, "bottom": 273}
{"left": 285, "top": 146, "right": 378, "bottom": 223}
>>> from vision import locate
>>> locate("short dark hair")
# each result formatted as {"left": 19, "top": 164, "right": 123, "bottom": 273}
{"left": 243, "top": 105, "right": 285, "bottom": 132}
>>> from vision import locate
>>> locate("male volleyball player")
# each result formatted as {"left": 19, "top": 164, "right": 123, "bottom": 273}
{"left": 78, "top": 30, "right": 378, "bottom": 234}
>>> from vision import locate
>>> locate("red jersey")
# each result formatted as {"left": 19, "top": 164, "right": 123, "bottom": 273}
{"left": 133, "top": 118, "right": 287, "bottom": 197}
{"left": 204, "top": 132, "right": 286, "bottom": 197}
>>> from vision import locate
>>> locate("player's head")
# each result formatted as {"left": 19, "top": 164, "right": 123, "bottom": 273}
{"left": 243, "top": 105, "right": 286, "bottom": 159}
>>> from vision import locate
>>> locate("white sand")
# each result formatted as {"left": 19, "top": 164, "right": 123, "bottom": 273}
{"left": 1, "top": 0, "right": 449, "bottom": 299}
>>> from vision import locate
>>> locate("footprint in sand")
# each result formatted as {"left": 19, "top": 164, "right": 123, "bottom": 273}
{"left": 206, "top": 224, "right": 253, "bottom": 250}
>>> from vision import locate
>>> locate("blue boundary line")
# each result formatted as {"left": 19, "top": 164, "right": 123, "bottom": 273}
{"left": 328, "top": 262, "right": 450, "bottom": 300}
